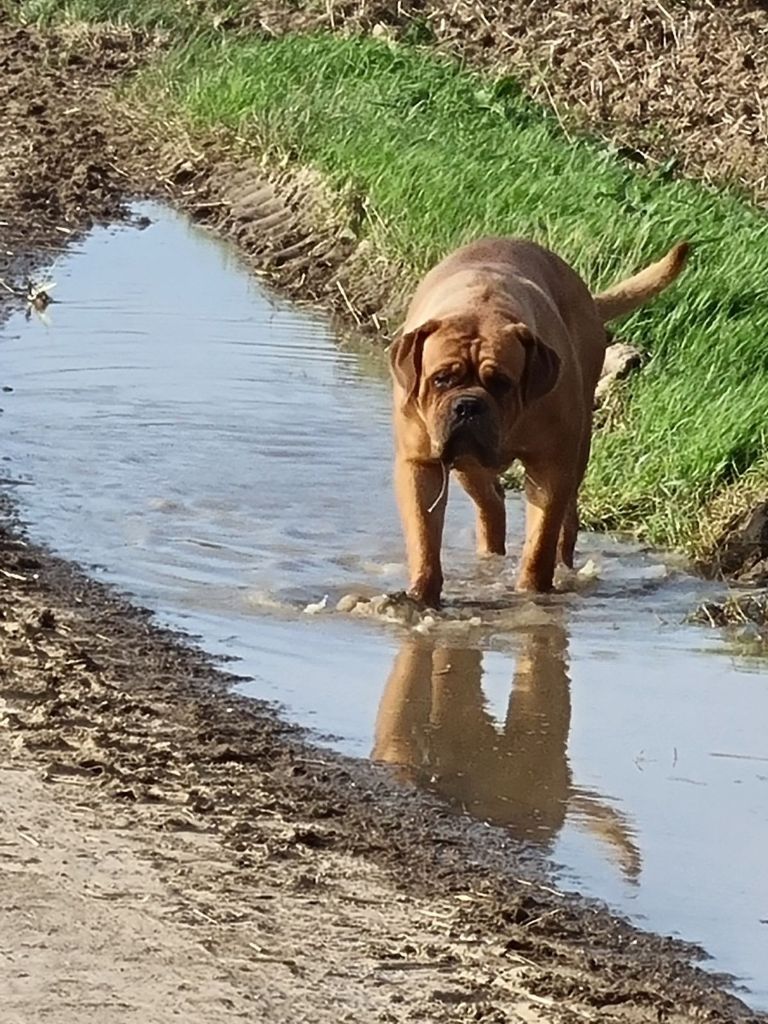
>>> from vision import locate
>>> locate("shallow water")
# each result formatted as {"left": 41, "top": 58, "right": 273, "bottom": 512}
{"left": 2, "top": 204, "right": 767, "bottom": 1006}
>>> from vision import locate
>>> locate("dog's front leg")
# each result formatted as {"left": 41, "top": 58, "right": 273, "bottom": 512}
{"left": 394, "top": 457, "right": 448, "bottom": 608}
{"left": 517, "top": 462, "right": 573, "bottom": 593}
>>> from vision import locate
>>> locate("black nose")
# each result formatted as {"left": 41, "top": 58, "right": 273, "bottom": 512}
{"left": 454, "top": 396, "right": 484, "bottom": 421}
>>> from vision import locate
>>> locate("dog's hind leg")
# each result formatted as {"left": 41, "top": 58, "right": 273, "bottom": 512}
{"left": 517, "top": 460, "right": 574, "bottom": 593}
{"left": 453, "top": 465, "right": 507, "bottom": 556}
{"left": 556, "top": 421, "right": 592, "bottom": 569}
{"left": 557, "top": 495, "right": 579, "bottom": 569}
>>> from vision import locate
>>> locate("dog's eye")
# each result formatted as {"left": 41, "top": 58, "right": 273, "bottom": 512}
{"left": 433, "top": 372, "right": 457, "bottom": 390}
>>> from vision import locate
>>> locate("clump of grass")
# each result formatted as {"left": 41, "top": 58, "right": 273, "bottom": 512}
{"left": 691, "top": 594, "right": 768, "bottom": 630}
{"left": 133, "top": 33, "right": 768, "bottom": 553}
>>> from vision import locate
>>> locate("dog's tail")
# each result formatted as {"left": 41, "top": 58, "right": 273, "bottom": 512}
{"left": 593, "top": 242, "right": 690, "bottom": 323}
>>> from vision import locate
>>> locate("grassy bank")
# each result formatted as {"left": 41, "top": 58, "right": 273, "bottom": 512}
{"left": 13, "top": 1, "right": 768, "bottom": 555}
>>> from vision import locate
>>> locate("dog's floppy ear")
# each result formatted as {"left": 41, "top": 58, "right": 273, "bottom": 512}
{"left": 388, "top": 319, "right": 441, "bottom": 402}
{"left": 519, "top": 327, "right": 561, "bottom": 404}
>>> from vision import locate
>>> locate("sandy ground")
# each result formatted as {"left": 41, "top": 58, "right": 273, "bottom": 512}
{"left": 0, "top": 762, "right": 547, "bottom": 1024}
{"left": 1, "top": 13, "right": 766, "bottom": 1023}
{"left": 2, "top": 764, "right": 255, "bottom": 1024}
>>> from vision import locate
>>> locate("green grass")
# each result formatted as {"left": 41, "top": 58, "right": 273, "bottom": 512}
{"left": 10, "top": 0, "right": 768, "bottom": 553}
{"left": 134, "top": 33, "right": 768, "bottom": 551}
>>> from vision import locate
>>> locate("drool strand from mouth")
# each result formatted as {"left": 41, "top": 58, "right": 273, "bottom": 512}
{"left": 427, "top": 461, "right": 449, "bottom": 514}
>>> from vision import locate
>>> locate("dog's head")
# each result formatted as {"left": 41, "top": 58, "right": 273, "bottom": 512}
{"left": 389, "top": 313, "right": 560, "bottom": 468}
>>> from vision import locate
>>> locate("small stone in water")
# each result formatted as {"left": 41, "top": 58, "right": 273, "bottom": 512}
{"left": 368, "top": 594, "right": 389, "bottom": 616}
{"left": 304, "top": 595, "right": 329, "bottom": 615}
{"left": 578, "top": 558, "right": 601, "bottom": 579}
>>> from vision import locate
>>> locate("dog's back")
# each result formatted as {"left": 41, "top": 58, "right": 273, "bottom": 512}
{"left": 411, "top": 237, "right": 598, "bottom": 327}
{"left": 408, "top": 237, "right": 607, "bottom": 392}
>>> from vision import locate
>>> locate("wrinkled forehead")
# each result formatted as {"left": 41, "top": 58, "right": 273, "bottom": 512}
{"left": 421, "top": 329, "right": 471, "bottom": 370}
{"left": 421, "top": 321, "right": 523, "bottom": 373}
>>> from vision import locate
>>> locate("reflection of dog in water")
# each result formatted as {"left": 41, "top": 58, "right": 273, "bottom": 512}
{"left": 373, "top": 624, "right": 641, "bottom": 880}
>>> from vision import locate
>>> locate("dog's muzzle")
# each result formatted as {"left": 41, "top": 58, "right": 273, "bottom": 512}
{"left": 438, "top": 394, "right": 499, "bottom": 468}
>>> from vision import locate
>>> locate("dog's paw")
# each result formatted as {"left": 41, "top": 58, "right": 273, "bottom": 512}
{"left": 394, "top": 589, "right": 441, "bottom": 618}
{"left": 335, "top": 590, "right": 433, "bottom": 626}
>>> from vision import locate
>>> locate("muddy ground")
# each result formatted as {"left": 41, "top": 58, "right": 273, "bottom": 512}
{"left": 1, "top": 13, "right": 767, "bottom": 1022}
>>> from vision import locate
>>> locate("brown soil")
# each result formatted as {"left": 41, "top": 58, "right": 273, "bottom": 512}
{"left": 0, "top": 18, "right": 155, "bottom": 292}
{"left": 1, "top": 15, "right": 767, "bottom": 1022}
{"left": 709, "top": 502, "right": 768, "bottom": 584}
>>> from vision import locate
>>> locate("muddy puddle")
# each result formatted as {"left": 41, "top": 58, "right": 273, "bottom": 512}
{"left": 2, "top": 203, "right": 767, "bottom": 1007}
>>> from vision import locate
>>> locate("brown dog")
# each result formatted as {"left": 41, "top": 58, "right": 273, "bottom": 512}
{"left": 389, "top": 237, "right": 689, "bottom": 606}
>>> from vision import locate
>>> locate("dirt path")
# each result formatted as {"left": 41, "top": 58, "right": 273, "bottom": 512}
{"left": 1, "top": 760, "right": 548, "bottom": 1024}
{"left": 2, "top": 765, "right": 253, "bottom": 1023}
{"left": 0, "top": 14, "right": 766, "bottom": 1023}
